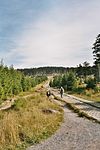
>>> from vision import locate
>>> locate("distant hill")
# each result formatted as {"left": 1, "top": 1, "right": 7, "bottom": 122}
{"left": 17, "top": 66, "right": 96, "bottom": 76}
{"left": 17, "top": 66, "right": 75, "bottom": 75}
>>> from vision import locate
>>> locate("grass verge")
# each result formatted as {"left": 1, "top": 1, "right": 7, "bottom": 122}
{"left": 72, "top": 89, "right": 100, "bottom": 102}
{"left": 0, "top": 87, "right": 63, "bottom": 150}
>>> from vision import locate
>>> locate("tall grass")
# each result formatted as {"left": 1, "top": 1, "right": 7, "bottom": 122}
{"left": 0, "top": 89, "right": 63, "bottom": 150}
{"left": 73, "top": 88, "right": 100, "bottom": 102}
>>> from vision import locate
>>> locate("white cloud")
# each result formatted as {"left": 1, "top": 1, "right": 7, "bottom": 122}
{"left": 6, "top": 0, "right": 100, "bottom": 68}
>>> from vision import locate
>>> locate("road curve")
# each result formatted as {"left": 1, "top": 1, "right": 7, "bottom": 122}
{"left": 27, "top": 102, "right": 100, "bottom": 150}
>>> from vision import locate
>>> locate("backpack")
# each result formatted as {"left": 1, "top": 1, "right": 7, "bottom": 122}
{"left": 46, "top": 90, "right": 51, "bottom": 97}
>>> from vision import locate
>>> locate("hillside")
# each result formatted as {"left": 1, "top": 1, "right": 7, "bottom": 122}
{"left": 18, "top": 66, "right": 96, "bottom": 76}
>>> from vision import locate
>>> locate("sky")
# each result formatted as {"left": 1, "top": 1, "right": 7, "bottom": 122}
{"left": 0, "top": 0, "right": 100, "bottom": 69}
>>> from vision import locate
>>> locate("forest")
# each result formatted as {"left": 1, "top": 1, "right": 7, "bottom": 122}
{"left": 18, "top": 63, "right": 96, "bottom": 77}
{"left": 0, "top": 63, "right": 47, "bottom": 102}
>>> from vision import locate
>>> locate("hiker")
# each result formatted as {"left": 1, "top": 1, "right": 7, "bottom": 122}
{"left": 46, "top": 90, "right": 51, "bottom": 98}
{"left": 60, "top": 86, "right": 64, "bottom": 98}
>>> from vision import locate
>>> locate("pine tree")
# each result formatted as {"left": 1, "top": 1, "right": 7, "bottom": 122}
{"left": 92, "top": 34, "right": 100, "bottom": 82}
{"left": 0, "top": 62, "right": 47, "bottom": 101}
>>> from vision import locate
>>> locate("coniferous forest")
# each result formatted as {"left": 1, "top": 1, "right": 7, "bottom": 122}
{"left": 0, "top": 63, "right": 47, "bottom": 101}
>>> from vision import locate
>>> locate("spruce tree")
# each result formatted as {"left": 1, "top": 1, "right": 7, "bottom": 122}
{"left": 92, "top": 34, "right": 100, "bottom": 82}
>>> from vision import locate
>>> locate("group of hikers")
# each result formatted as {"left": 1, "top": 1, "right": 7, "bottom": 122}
{"left": 46, "top": 86, "right": 64, "bottom": 99}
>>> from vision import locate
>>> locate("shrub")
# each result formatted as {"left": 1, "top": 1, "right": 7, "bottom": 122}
{"left": 62, "top": 72, "right": 77, "bottom": 91}
{"left": 86, "top": 78, "right": 96, "bottom": 89}
{"left": 51, "top": 72, "right": 77, "bottom": 91}
{"left": 73, "top": 87, "right": 85, "bottom": 94}
{"left": 94, "top": 86, "right": 100, "bottom": 93}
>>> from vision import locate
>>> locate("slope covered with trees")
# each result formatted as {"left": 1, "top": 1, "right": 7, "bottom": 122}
{"left": 18, "top": 65, "right": 96, "bottom": 77}
{"left": 0, "top": 63, "right": 47, "bottom": 101}
{"left": 18, "top": 67, "right": 68, "bottom": 75}
{"left": 50, "top": 70, "right": 100, "bottom": 101}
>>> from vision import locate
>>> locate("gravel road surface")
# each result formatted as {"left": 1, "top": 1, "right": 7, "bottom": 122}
{"left": 27, "top": 103, "right": 100, "bottom": 150}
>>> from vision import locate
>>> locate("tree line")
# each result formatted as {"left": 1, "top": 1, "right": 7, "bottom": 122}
{"left": 18, "top": 34, "right": 100, "bottom": 82}
{"left": 50, "top": 34, "right": 100, "bottom": 93}
{"left": 0, "top": 63, "right": 47, "bottom": 101}
{"left": 18, "top": 65, "right": 96, "bottom": 77}
{"left": 49, "top": 71, "right": 97, "bottom": 92}
{"left": 18, "top": 67, "right": 68, "bottom": 75}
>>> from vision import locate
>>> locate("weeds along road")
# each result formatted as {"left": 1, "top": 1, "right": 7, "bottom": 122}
{"left": 27, "top": 88, "right": 100, "bottom": 150}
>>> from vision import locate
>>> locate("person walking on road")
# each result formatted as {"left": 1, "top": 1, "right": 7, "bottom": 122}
{"left": 46, "top": 90, "right": 51, "bottom": 98}
{"left": 60, "top": 87, "right": 64, "bottom": 98}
